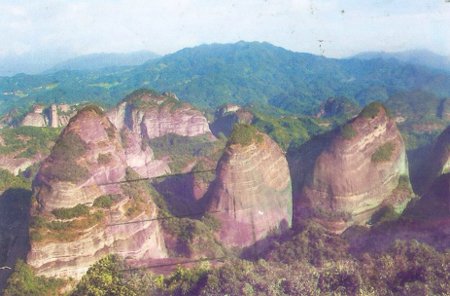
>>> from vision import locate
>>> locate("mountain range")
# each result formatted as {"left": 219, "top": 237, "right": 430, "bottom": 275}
{"left": 1, "top": 42, "right": 450, "bottom": 116}
{"left": 354, "top": 49, "right": 450, "bottom": 72}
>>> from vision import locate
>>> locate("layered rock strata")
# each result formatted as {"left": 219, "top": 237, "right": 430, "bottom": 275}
{"left": 297, "top": 103, "right": 412, "bottom": 233}
{"left": 208, "top": 125, "right": 292, "bottom": 248}
{"left": 107, "top": 90, "right": 213, "bottom": 177}
{"left": 28, "top": 106, "right": 167, "bottom": 279}
{"left": 108, "top": 89, "right": 212, "bottom": 139}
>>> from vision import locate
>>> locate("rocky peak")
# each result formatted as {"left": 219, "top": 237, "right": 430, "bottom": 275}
{"left": 20, "top": 103, "right": 77, "bottom": 128}
{"left": 29, "top": 105, "right": 167, "bottom": 279}
{"left": 108, "top": 89, "right": 213, "bottom": 140}
{"left": 297, "top": 102, "right": 412, "bottom": 233}
{"left": 208, "top": 124, "right": 292, "bottom": 249}
{"left": 34, "top": 105, "right": 124, "bottom": 211}
{"left": 211, "top": 105, "right": 254, "bottom": 137}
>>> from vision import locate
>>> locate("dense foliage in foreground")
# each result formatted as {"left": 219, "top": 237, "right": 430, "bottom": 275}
{"left": 6, "top": 223, "right": 448, "bottom": 296}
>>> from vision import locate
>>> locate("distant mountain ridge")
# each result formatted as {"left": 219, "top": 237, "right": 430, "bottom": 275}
{"left": 2, "top": 42, "right": 450, "bottom": 115}
{"left": 46, "top": 50, "right": 160, "bottom": 73}
{"left": 353, "top": 49, "right": 450, "bottom": 72}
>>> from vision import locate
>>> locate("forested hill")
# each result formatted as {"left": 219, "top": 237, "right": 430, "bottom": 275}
{"left": 1, "top": 41, "right": 450, "bottom": 115}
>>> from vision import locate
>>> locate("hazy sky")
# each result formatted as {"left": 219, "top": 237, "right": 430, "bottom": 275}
{"left": 0, "top": 0, "right": 449, "bottom": 59}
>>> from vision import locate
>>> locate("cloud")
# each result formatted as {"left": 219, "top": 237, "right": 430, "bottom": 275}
{"left": 0, "top": 0, "right": 449, "bottom": 58}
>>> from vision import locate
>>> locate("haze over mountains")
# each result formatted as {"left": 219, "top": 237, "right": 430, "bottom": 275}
{"left": 2, "top": 42, "right": 450, "bottom": 116}
{"left": 45, "top": 51, "right": 160, "bottom": 73}
{"left": 0, "top": 50, "right": 159, "bottom": 77}
{"left": 354, "top": 49, "right": 450, "bottom": 73}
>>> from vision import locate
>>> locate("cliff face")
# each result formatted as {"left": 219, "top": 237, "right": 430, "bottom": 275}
{"left": 20, "top": 104, "right": 76, "bottom": 128}
{"left": 297, "top": 103, "right": 412, "bottom": 233}
{"left": 210, "top": 104, "right": 254, "bottom": 137}
{"left": 107, "top": 90, "right": 213, "bottom": 177}
{"left": 208, "top": 125, "right": 292, "bottom": 248}
{"left": 425, "top": 126, "right": 450, "bottom": 181}
{"left": 29, "top": 106, "right": 167, "bottom": 279}
{"left": 420, "top": 126, "right": 450, "bottom": 213}
{"left": 108, "top": 90, "right": 212, "bottom": 140}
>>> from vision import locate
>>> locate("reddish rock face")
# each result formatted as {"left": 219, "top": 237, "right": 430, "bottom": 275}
{"left": 29, "top": 106, "right": 167, "bottom": 280}
{"left": 35, "top": 107, "right": 127, "bottom": 211}
{"left": 108, "top": 90, "right": 213, "bottom": 140}
{"left": 208, "top": 131, "right": 292, "bottom": 248}
{"left": 20, "top": 104, "right": 77, "bottom": 128}
{"left": 107, "top": 90, "right": 213, "bottom": 178}
{"left": 297, "top": 103, "right": 412, "bottom": 233}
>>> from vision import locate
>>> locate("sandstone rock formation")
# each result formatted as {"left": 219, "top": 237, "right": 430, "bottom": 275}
{"left": 297, "top": 102, "right": 412, "bottom": 233}
{"left": 108, "top": 89, "right": 212, "bottom": 140}
{"left": 208, "top": 124, "right": 292, "bottom": 248}
{"left": 210, "top": 104, "right": 254, "bottom": 137}
{"left": 20, "top": 104, "right": 77, "bottom": 128}
{"left": 0, "top": 155, "right": 40, "bottom": 175}
{"left": 107, "top": 89, "right": 214, "bottom": 177}
{"left": 29, "top": 106, "right": 167, "bottom": 279}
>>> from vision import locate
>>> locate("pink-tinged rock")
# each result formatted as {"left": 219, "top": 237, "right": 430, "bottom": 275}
{"left": 120, "top": 129, "right": 170, "bottom": 179}
{"left": 0, "top": 155, "right": 40, "bottom": 175}
{"left": 107, "top": 90, "right": 213, "bottom": 140}
{"left": 34, "top": 108, "right": 128, "bottom": 211}
{"left": 297, "top": 103, "right": 412, "bottom": 233}
{"left": 29, "top": 106, "right": 167, "bottom": 279}
{"left": 107, "top": 90, "right": 214, "bottom": 179}
{"left": 208, "top": 132, "right": 292, "bottom": 248}
{"left": 20, "top": 104, "right": 77, "bottom": 128}
{"left": 21, "top": 113, "right": 47, "bottom": 127}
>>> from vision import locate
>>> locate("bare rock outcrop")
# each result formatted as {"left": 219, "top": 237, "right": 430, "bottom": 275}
{"left": 20, "top": 104, "right": 77, "bottom": 128}
{"left": 28, "top": 106, "right": 167, "bottom": 279}
{"left": 208, "top": 124, "right": 292, "bottom": 248}
{"left": 297, "top": 102, "right": 412, "bottom": 233}
{"left": 0, "top": 155, "right": 41, "bottom": 175}
{"left": 210, "top": 104, "right": 254, "bottom": 137}
{"left": 107, "top": 90, "right": 214, "bottom": 177}
{"left": 108, "top": 89, "right": 212, "bottom": 139}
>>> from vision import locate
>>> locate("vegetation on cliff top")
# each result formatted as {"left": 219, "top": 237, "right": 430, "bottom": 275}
{"left": 228, "top": 124, "right": 263, "bottom": 147}
{"left": 360, "top": 101, "right": 391, "bottom": 119}
{"left": 76, "top": 104, "right": 104, "bottom": 116}
{"left": 124, "top": 88, "right": 184, "bottom": 112}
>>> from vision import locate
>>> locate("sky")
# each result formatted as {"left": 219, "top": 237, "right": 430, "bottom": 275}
{"left": 0, "top": 0, "right": 449, "bottom": 61}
